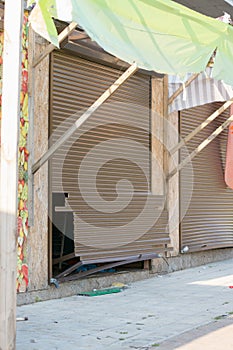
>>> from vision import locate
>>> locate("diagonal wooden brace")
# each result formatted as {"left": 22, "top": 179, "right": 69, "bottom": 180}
{"left": 168, "top": 112, "right": 233, "bottom": 179}
{"left": 32, "top": 22, "right": 77, "bottom": 68}
{"left": 32, "top": 62, "right": 138, "bottom": 174}
{"left": 170, "top": 98, "right": 233, "bottom": 155}
{"left": 168, "top": 73, "right": 199, "bottom": 106}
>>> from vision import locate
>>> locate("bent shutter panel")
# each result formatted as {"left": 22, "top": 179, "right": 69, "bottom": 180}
{"left": 180, "top": 103, "right": 233, "bottom": 252}
{"left": 50, "top": 50, "right": 170, "bottom": 263}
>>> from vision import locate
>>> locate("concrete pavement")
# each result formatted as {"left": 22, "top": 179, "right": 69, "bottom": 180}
{"left": 17, "top": 258, "right": 233, "bottom": 349}
{"left": 155, "top": 316, "right": 233, "bottom": 350}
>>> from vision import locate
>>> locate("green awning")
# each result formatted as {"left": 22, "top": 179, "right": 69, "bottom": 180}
{"left": 29, "top": 0, "right": 233, "bottom": 85}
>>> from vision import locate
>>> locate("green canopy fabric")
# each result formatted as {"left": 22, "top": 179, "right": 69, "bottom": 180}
{"left": 29, "top": 0, "right": 233, "bottom": 85}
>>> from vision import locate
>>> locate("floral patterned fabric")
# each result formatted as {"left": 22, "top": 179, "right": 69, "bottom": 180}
{"left": 0, "top": 11, "right": 30, "bottom": 292}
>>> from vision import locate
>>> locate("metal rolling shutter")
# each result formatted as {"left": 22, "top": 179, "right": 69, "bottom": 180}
{"left": 180, "top": 102, "right": 233, "bottom": 252}
{"left": 50, "top": 50, "right": 170, "bottom": 263}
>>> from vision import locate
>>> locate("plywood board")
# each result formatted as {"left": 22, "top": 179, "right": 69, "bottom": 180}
{"left": 27, "top": 31, "right": 49, "bottom": 291}
{"left": 151, "top": 77, "right": 164, "bottom": 195}
{"left": 167, "top": 110, "right": 180, "bottom": 256}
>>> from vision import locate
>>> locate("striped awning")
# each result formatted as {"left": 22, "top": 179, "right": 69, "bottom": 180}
{"left": 169, "top": 68, "right": 233, "bottom": 113}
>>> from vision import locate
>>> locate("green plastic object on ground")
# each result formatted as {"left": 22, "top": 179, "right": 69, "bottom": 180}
{"left": 78, "top": 287, "right": 123, "bottom": 297}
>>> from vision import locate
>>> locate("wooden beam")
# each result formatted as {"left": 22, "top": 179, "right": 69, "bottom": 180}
{"left": 170, "top": 98, "right": 233, "bottom": 155}
{"left": 143, "top": 260, "right": 150, "bottom": 270}
{"left": 160, "top": 76, "right": 170, "bottom": 256}
{"left": 54, "top": 206, "right": 73, "bottom": 212}
{"left": 28, "top": 27, "right": 50, "bottom": 289}
{"left": 0, "top": 1, "right": 24, "bottom": 349}
{"left": 168, "top": 73, "right": 199, "bottom": 106}
{"left": 32, "top": 21, "right": 77, "bottom": 68}
{"left": 28, "top": 26, "right": 35, "bottom": 227}
{"left": 52, "top": 253, "right": 75, "bottom": 265}
{"left": 166, "top": 111, "right": 180, "bottom": 257}
{"left": 168, "top": 112, "right": 233, "bottom": 179}
{"left": 163, "top": 76, "right": 180, "bottom": 257}
{"left": 69, "top": 32, "right": 89, "bottom": 41}
{"left": 151, "top": 77, "right": 164, "bottom": 195}
{"left": 163, "top": 75, "right": 169, "bottom": 178}
{"left": 32, "top": 62, "right": 138, "bottom": 174}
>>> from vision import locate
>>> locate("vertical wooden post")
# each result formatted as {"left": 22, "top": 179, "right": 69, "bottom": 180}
{"left": 28, "top": 31, "right": 50, "bottom": 290}
{"left": 163, "top": 75, "right": 169, "bottom": 179}
{"left": 166, "top": 111, "right": 180, "bottom": 256}
{"left": 151, "top": 77, "right": 164, "bottom": 195}
{"left": 164, "top": 76, "right": 180, "bottom": 257}
{"left": 28, "top": 26, "right": 35, "bottom": 228}
{"left": 0, "top": 1, "right": 24, "bottom": 349}
{"left": 150, "top": 76, "right": 165, "bottom": 272}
